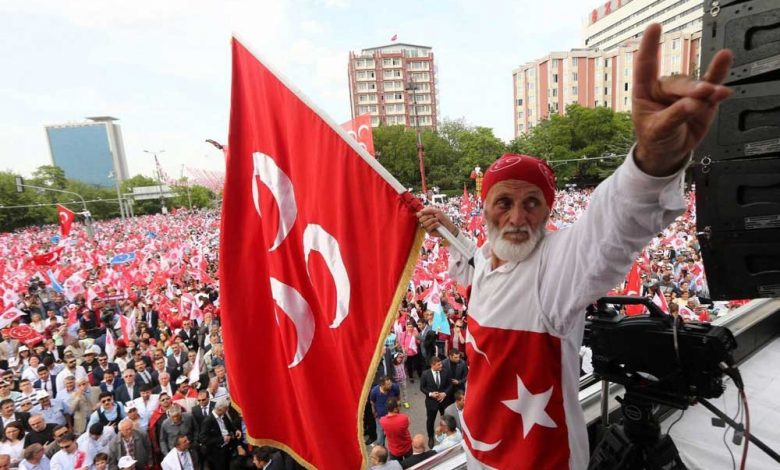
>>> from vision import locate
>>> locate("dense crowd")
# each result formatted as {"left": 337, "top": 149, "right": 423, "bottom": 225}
{"left": 0, "top": 211, "right": 298, "bottom": 470}
{"left": 0, "top": 186, "right": 746, "bottom": 470}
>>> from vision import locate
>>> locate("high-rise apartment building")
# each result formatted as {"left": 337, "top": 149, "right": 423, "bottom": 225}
{"left": 583, "top": 0, "right": 704, "bottom": 51}
{"left": 348, "top": 43, "right": 438, "bottom": 131}
{"left": 513, "top": 0, "right": 704, "bottom": 136}
{"left": 45, "top": 116, "right": 129, "bottom": 187}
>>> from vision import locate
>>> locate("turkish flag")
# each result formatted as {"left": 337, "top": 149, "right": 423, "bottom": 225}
{"left": 9, "top": 324, "right": 44, "bottom": 347}
{"left": 623, "top": 261, "right": 644, "bottom": 316}
{"left": 463, "top": 318, "right": 569, "bottom": 468}
{"left": 57, "top": 204, "right": 75, "bottom": 236}
{"left": 340, "top": 113, "right": 375, "bottom": 157}
{"left": 221, "top": 39, "right": 421, "bottom": 469}
{"left": 31, "top": 247, "right": 64, "bottom": 266}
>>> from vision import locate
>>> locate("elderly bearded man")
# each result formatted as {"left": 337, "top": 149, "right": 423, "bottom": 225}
{"left": 417, "top": 24, "right": 733, "bottom": 469}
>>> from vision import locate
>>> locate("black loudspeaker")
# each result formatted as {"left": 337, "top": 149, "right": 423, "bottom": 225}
{"left": 694, "top": 0, "right": 780, "bottom": 300}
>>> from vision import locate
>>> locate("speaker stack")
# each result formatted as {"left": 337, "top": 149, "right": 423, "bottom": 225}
{"left": 694, "top": 0, "right": 780, "bottom": 300}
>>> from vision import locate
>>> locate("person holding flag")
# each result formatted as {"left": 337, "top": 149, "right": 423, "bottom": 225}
{"left": 417, "top": 23, "right": 733, "bottom": 469}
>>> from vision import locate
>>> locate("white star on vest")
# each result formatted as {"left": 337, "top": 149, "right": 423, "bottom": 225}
{"left": 501, "top": 375, "right": 557, "bottom": 438}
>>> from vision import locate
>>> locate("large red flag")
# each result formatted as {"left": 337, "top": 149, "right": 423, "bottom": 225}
{"left": 57, "top": 204, "right": 75, "bottom": 236}
{"left": 221, "top": 39, "right": 422, "bottom": 469}
{"left": 623, "top": 261, "right": 644, "bottom": 316}
{"left": 340, "top": 113, "right": 375, "bottom": 157}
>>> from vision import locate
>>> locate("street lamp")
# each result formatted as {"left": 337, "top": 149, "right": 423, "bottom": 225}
{"left": 143, "top": 149, "right": 168, "bottom": 214}
{"left": 405, "top": 76, "right": 428, "bottom": 194}
{"left": 108, "top": 171, "right": 126, "bottom": 220}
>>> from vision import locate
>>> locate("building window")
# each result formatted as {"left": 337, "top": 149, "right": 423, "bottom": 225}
{"left": 672, "top": 39, "right": 680, "bottom": 50}
{"left": 604, "top": 73, "right": 608, "bottom": 81}
{"left": 624, "top": 83, "right": 628, "bottom": 91}
{"left": 528, "top": 82, "right": 534, "bottom": 90}
{"left": 572, "top": 72, "right": 578, "bottom": 81}
{"left": 604, "top": 87, "right": 609, "bottom": 95}
{"left": 572, "top": 86, "right": 578, "bottom": 95}
{"left": 552, "top": 74, "right": 558, "bottom": 83}
{"left": 551, "top": 59, "right": 559, "bottom": 67}
{"left": 604, "top": 58, "right": 609, "bottom": 67}
{"left": 517, "top": 98, "right": 523, "bottom": 106}
{"left": 572, "top": 57, "right": 579, "bottom": 66}
{"left": 624, "top": 96, "right": 629, "bottom": 106}
{"left": 552, "top": 88, "right": 558, "bottom": 97}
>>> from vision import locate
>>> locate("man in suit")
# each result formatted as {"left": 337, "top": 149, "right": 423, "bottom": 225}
{"left": 100, "top": 370, "right": 125, "bottom": 397}
{"left": 92, "top": 353, "right": 121, "bottom": 386}
{"left": 178, "top": 320, "right": 199, "bottom": 353}
{"left": 166, "top": 343, "right": 188, "bottom": 377}
{"left": 152, "top": 356, "right": 178, "bottom": 387}
{"left": 133, "top": 359, "right": 157, "bottom": 388}
{"left": 142, "top": 305, "right": 159, "bottom": 337}
{"left": 161, "top": 434, "right": 199, "bottom": 470}
{"left": 108, "top": 418, "right": 151, "bottom": 470}
{"left": 440, "top": 348, "right": 468, "bottom": 407}
{"left": 419, "top": 356, "right": 452, "bottom": 449}
{"left": 400, "top": 434, "right": 437, "bottom": 469}
{"left": 115, "top": 369, "right": 141, "bottom": 403}
{"left": 33, "top": 366, "right": 57, "bottom": 396}
{"left": 190, "top": 391, "right": 214, "bottom": 429}
{"left": 0, "top": 398, "right": 30, "bottom": 432}
{"left": 199, "top": 401, "right": 241, "bottom": 470}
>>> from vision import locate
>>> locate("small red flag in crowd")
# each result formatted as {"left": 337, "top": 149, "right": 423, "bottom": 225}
{"left": 220, "top": 39, "right": 420, "bottom": 469}
{"left": 57, "top": 204, "right": 75, "bottom": 236}
{"left": 31, "top": 247, "right": 64, "bottom": 267}
{"left": 624, "top": 261, "right": 644, "bottom": 316}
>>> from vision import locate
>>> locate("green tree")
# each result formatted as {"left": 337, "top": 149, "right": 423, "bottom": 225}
{"left": 508, "top": 105, "right": 634, "bottom": 185}
{"left": 31, "top": 165, "right": 68, "bottom": 190}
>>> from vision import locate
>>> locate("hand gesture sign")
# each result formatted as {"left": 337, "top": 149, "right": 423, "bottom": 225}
{"left": 633, "top": 24, "right": 733, "bottom": 176}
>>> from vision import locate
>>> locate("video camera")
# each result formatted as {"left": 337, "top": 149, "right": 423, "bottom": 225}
{"left": 584, "top": 296, "right": 737, "bottom": 409}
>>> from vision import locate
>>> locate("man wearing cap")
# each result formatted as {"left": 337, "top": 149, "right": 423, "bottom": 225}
{"left": 116, "top": 455, "right": 137, "bottom": 470}
{"left": 34, "top": 392, "right": 66, "bottom": 427}
{"left": 417, "top": 23, "right": 733, "bottom": 469}
{"left": 81, "top": 345, "right": 101, "bottom": 377}
{"left": 67, "top": 378, "right": 100, "bottom": 435}
{"left": 171, "top": 378, "right": 197, "bottom": 411}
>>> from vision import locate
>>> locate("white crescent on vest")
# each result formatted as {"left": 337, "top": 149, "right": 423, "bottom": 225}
{"left": 252, "top": 151, "right": 352, "bottom": 368}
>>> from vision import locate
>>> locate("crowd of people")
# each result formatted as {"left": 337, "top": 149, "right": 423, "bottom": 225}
{"left": 0, "top": 211, "right": 300, "bottom": 470}
{"left": 0, "top": 184, "right": 744, "bottom": 469}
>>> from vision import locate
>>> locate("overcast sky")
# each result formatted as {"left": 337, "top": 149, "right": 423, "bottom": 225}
{"left": 0, "top": 0, "right": 597, "bottom": 179}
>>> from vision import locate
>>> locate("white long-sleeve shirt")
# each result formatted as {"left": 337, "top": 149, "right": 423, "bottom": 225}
{"left": 449, "top": 149, "right": 686, "bottom": 469}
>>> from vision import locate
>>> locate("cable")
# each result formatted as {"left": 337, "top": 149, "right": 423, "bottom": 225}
{"left": 739, "top": 389, "right": 750, "bottom": 470}
{"left": 721, "top": 392, "right": 740, "bottom": 470}
{"left": 665, "top": 409, "right": 685, "bottom": 436}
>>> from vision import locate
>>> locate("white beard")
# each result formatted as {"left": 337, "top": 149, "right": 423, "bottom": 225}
{"left": 487, "top": 221, "right": 545, "bottom": 263}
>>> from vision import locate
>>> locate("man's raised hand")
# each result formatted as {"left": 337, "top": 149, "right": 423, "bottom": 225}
{"left": 417, "top": 207, "right": 458, "bottom": 238}
{"left": 632, "top": 23, "right": 733, "bottom": 176}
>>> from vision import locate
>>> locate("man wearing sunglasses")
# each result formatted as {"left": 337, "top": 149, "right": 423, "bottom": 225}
{"left": 86, "top": 393, "right": 125, "bottom": 431}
